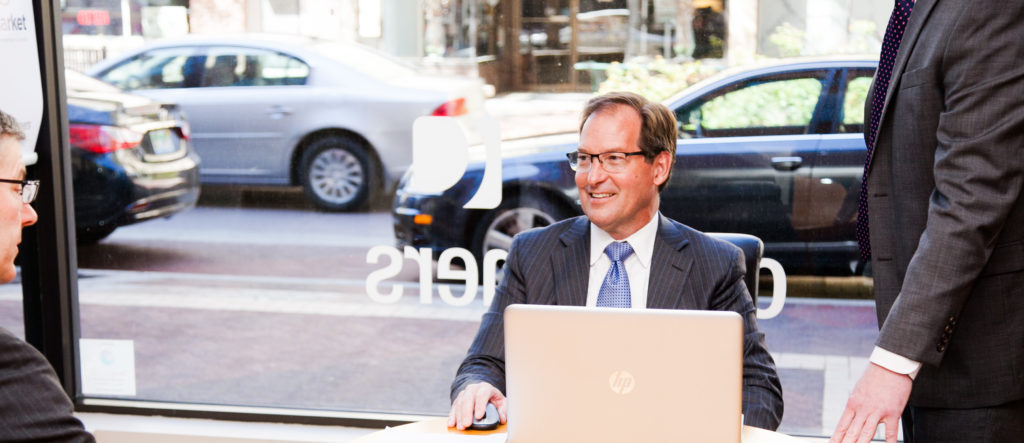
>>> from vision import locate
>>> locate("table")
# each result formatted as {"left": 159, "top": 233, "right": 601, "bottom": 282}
{"left": 353, "top": 418, "right": 808, "bottom": 442}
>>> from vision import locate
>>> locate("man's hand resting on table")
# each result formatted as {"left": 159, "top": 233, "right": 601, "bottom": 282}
{"left": 830, "top": 363, "right": 913, "bottom": 443}
{"left": 448, "top": 382, "right": 508, "bottom": 430}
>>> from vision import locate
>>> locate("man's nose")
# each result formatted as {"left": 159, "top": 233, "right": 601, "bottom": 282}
{"left": 586, "top": 161, "right": 610, "bottom": 184}
{"left": 21, "top": 203, "right": 38, "bottom": 227}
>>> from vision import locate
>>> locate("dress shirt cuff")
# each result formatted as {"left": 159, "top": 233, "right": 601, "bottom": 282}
{"left": 870, "top": 346, "right": 922, "bottom": 380}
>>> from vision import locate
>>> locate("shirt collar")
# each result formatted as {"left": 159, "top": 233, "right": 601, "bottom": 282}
{"left": 589, "top": 212, "right": 660, "bottom": 269}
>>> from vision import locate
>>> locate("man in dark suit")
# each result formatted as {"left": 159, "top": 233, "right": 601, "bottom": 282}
{"left": 447, "top": 92, "right": 784, "bottom": 431}
{"left": 831, "top": 1, "right": 1024, "bottom": 442}
{"left": 0, "top": 109, "right": 95, "bottom": 441}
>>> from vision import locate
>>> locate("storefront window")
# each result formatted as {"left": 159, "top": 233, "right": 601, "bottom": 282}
{"left": 28, "top": 1, "right": 896, "bottom": 439}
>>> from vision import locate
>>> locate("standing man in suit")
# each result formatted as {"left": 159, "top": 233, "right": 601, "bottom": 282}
{"left": 831, "top": 1, "right": 1024, "bottom": 442}
{"left": 0, "top": 109, "right": 95, "bottom": 441}
{"left": 447, "top": 92, "right": 783, "bottom": 431}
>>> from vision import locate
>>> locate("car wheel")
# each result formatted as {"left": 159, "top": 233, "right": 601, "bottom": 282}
{"left": 473, "top": 195, "right": 572, "bottom": 265}
{"left": 76, "top": 224, "right": 117, "bottom": 245}
{"left": 300, "top": 136, "right": 374, "bottom": 212}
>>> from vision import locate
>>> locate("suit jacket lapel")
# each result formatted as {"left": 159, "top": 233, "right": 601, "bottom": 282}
{"left": 868, "top": 0, "right": 938, "bottom": 170}
{"left": 554, "top": 217, "right": 590, "bottom": 306}
{"left": 646, "top": 215, "right": 693, "bottom": 310}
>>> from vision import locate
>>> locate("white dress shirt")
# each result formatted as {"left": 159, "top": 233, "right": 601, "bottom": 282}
{"left": 585, "top": 212, "right": 660, "bottom": 309}
{"left": 871, "top": 346, "right": 922, "bottom": 379}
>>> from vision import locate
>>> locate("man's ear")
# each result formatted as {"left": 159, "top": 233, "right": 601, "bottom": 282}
{"left": 652, "top": 151, "right": 672, "bottom": 187}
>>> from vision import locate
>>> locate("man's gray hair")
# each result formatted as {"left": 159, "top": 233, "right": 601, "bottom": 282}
{"left": 0, "top": 109, "right": 26, "bottom": 141}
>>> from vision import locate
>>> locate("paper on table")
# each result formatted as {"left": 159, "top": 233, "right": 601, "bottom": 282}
{"left": 370, "top": 428, "right": 507, "bottom": 443}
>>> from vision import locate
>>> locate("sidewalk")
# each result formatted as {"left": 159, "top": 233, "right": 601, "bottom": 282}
{"left": 485, "top": 92, "right": 592, "bottom": 140}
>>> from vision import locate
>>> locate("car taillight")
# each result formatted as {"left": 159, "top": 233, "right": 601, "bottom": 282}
{"left": 176, "top": 121, "right": 191, "bottom": 141}
{"left": 68, "top": 124, "right": 143, "bottom": 154}
{"left": 430, "top": 98, "right": 467, "bottom": 116}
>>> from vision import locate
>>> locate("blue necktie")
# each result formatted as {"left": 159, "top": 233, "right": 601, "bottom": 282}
{"left": 857, "top": 0, "right": 915, "bottom": 261}
{"left": 597, "top": 242, "right": 633, "bottom": 308}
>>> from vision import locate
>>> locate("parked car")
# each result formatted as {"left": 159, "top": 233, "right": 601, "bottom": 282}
{"left": 393, "top": 58, "right": 878, "bottom": 276}
{"left": 87, "top": 34, "right": 488, "bottom": 212}
{"left": 65, "top": 70, "right": 201, "bottom": 244}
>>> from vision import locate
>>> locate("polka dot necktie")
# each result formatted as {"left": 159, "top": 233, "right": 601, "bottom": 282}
{"left": 597, "top": 242, "right": 633, "bottom": 308}
{"left": 857, "top": 0, "right": 915, "bottom": 261}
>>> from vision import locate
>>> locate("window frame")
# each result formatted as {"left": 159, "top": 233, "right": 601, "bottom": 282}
{"left": 25, "top": 0, "right": 419, "bottom": 430}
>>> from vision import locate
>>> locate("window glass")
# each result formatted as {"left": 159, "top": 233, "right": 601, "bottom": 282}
{"left": 841, "top": 75, "right": 873, "bottom": 132}
{"left": 678, "top": 76, "right": 825, "bottom": 137}
{"left": 200, "top": 47, "right": 310, "bottom": 87}
{"left": 97, "top": 47, "right": 201, "bottom": 90}
{"left": 0, "top": 282, "right": 23, "bottom": 340}
{"left": 701, "top": 78, "right": 822, "bottom": 131}
{"left": 58, "top": 1, "right": 885, "bottom": 440}
{"left": 258, "top": 52, "right": 310, "bottom": 86}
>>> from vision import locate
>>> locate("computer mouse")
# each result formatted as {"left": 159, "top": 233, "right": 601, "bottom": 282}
{"left": 468, "top": 402, "right": 500, "bottom": 430}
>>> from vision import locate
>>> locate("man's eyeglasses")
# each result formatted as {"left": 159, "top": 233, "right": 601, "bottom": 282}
{"left": 566, "top": 151, "right": 647, "bottom": 173}
{"left": 0, "top": 179, "right": 40, "bottom": 204}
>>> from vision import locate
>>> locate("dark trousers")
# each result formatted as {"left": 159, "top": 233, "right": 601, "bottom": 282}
{"left": 902, "top": 398, "right": 1024, "bottom": 443}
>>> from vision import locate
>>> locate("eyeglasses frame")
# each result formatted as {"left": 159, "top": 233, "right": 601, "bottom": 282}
{"left": 0, "top": 178, "right": 40, "bottom": 204}
{"left": 566, "top": 150, "right": 649, "bottom": 173}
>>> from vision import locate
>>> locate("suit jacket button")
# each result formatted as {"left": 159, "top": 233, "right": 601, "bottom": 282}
{"left": 936, "top": 344, "right": 946, "bottom": 352}
{"left": 944, "top": 325, "right": 953, "bottom": 333}
{"left": 941, "top": 332, "right": 950, "bottom": 341}
{"left": 949, "top": 316, "right": 957, "bottom": 325}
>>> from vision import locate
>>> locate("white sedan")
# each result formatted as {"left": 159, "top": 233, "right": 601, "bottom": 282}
{"left": 88, "top": 34, "right": 487, "bottom": 211}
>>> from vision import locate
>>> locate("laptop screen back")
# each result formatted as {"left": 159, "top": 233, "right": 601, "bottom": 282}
{"left": 504, "top": 304, "right": 743, "bottom": 443}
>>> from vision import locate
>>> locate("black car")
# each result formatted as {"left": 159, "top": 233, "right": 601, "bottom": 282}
{"left": 65, "top": 70, "right": 201, "bottom": 243}
{"left": 394, "top": 58, "right": 878, "bottom": 276}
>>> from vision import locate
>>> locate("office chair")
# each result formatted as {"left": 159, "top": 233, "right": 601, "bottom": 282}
{"left": 707, "top": 233, "right": 763, "bottom": 306}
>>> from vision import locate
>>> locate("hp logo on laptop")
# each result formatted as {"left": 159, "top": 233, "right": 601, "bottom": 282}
{"left": 608, "top": 370, "right": 636, "bottom": 394}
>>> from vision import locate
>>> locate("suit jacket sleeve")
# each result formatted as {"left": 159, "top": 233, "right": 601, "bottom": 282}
{"left": 876, "top": 1, "right": 1024, "bottom": 365}
{"left": 0, "top": 328, "right": 95, "bottom": 442}
{"left": 712, "top": 243, "right": 784, "bottom": 430}
{"left": 450, "top": 233, "right": 531, "bottom": 400}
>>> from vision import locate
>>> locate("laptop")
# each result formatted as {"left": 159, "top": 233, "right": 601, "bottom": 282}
{"left": 504, "top": 304, "right": 743, "bottom": 443}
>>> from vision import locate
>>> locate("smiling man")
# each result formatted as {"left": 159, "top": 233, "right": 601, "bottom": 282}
{"left": 0, "top": 109, "right": 94, "bottom": 441}
{"left": 448, "top": 92, "right": 783, "bottom": 431}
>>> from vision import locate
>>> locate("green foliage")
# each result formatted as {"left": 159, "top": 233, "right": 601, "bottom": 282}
{"left": 595, "top": 56, "right": 720, "bottom": 103}
{"left": 844, "top": 20, "right": 878, "bottom": 54}
{"left": 701, "top": 78, "right": 823, "bottom": 129}
{"left": 768, "top": 22, "right": 805, "bottom": 57}
{"left": 768, "top": 20, "right": 880, "bottom": 56}
{"left": 843, "top": 76, "right": 872, "bottom": 125}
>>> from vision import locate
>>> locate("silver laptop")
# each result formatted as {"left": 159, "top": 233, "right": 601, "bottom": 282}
{"left": 504, "top": 304, "right": 743, "bottom": 443}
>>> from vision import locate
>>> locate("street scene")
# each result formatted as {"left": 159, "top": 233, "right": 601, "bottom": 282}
{"left": 2, "top": 0, "right": 917, "bottom": 440}
{"left": 4, "top": 185, "right": 879, "bottom": 437}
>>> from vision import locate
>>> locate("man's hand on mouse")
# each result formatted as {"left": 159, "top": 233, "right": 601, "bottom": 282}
{"left": 448, "top": 382, "right": 508, "bottom": 430}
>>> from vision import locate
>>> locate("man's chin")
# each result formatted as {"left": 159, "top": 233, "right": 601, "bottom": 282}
{"left": 0, "top": 266, "right": 16, "bottom": 284}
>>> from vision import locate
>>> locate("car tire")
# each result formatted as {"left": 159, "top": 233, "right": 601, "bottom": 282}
{"left": 76, "top": 224, "right": 117, "bottom": 245}
{"left": 300, "top": 136, "right": 374, "bottom": 212}
{"left": 472, "top": 194, "right": 573, "bottom": 271}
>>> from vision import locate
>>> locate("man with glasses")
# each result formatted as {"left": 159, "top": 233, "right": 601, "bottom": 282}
{"left": 448, "top": 92, "right": 783, "bottom": 431}
{"left": 0, "top": 109, "right": 94, "bottom": 441}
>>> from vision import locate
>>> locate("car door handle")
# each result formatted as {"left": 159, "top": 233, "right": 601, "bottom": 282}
{"left": 265, "top": 106, "right": 293, "bottom": 119}
{"left": 771, "top": 156, "right": 803, "bottom": 171}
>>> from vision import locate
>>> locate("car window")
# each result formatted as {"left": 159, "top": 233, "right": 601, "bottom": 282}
{"left": 840, "top": 74, "right": 874, "bottom": 133}
{"left": 98, "top": 46, "right": 201, "bottom": 90}
{"left": 202, "top": 47, "right": 310, "bottom": 87}
{"left": 676, "top": 72, "right": 827, "bottom": 138}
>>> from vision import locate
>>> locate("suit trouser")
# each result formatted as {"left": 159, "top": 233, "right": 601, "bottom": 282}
{"left": 901, "top": 398, "right": 1024, "bottom": 443}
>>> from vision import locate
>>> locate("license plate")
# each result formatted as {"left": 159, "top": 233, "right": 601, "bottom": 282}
{"left": 148, "top": 129, "right": 178, "bottom": 155}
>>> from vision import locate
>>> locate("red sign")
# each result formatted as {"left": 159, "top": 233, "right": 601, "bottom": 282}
{"left": 76, "top": 10, "right": 111, "bottom": 27}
